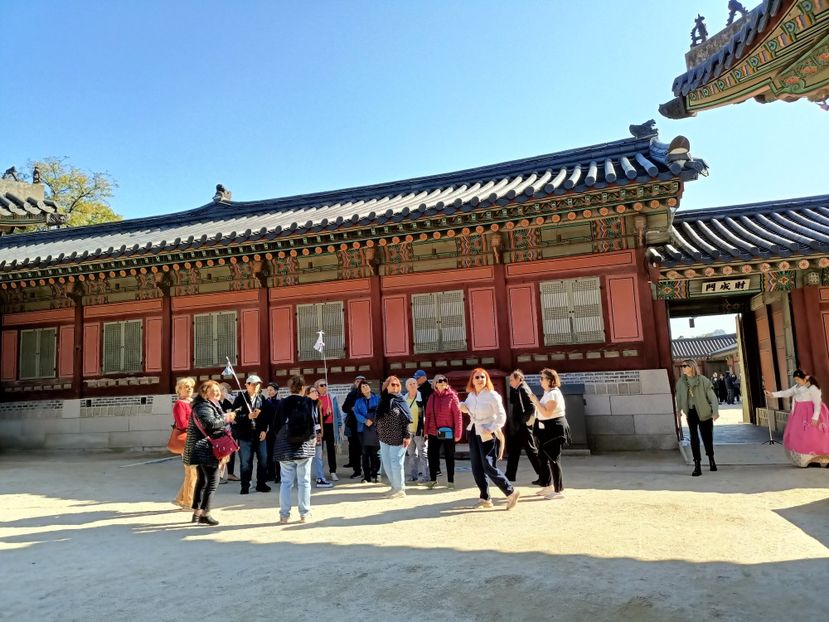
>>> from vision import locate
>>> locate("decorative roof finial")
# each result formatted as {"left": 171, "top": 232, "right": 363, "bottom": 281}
{"left": 690, "top": 14, "right": 708, "bottom": 47}
{"left": 32, "top": 165, "right": 42, "bottom": 184}
{"left": 213, "top": 184, "right": 232, "bottom": 203}
{"left": 629, "top": 119, "right": 657, "bottom": 139}
{"left": 2, "top": 166, "right": 19, "bottom": 181}
{"left": 727, "top": 0, "right": 748, "bottom": 26}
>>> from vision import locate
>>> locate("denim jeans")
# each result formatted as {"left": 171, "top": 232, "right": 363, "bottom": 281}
{"left": 279, "top": 458, "right": 312, "bottom": 519}
{"left": 468, "top": 428, "right": 513, "bottom": 500}
{"left": 238, "top": 438, "right": 269, "bottom": 489}
{"left": 313, "top": 443, "right": 325, "bottom": 480}
{"left": 379, "top": 442, "right": 407, "bottom": 492}
{"left": 405, "top": 435, "right": 428, "bottom": 481}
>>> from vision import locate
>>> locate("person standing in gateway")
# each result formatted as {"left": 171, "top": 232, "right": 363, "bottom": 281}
{"left": 675, "top": 360, "right": 719, "bottom": 476}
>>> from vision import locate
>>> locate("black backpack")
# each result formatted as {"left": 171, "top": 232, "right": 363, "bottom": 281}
{"left": 282, "top": 395, "right": 315, "bottom": 444}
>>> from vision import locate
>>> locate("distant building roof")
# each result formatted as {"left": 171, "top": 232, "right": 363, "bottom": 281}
{"left": 649, "top": 194, "right": 829, "bottom": 267}
{"left": 0, "top": 177, "right": 64, "bottom": 233}
{"left": 672, "top": 333, "right": 737, "bottom": 359}
{"left": 0, "top": 126, "right": 708, "bottom": 273}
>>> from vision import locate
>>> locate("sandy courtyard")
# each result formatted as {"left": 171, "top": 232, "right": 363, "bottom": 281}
{"left": 1, "top": 450, "right": 827, "bottom": 622}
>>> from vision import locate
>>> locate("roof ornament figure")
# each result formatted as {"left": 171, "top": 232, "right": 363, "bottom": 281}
{"left": 726, "top": 0, "right": 748, "bottom": 26}
{"left": 690, "top": 14, "right": 708, "bottom": 47}
{"left": 817, "top": 97, "right": 829, "bottom": 112}
{"left": 213, "top": 184, "right": 232, "bottom": 203}
{"left": 629, "top": 119, "right": 657, "bottom": 139}
{"left": 2, "top": 166, "right": 19, "bottom": 181}
{"left": 32, "top": 165, "right": 42, "bottom": 184}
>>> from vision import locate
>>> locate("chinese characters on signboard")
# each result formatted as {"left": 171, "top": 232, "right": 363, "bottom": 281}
{"left": 701, "top": 279, "right": 751, "bottom": 294}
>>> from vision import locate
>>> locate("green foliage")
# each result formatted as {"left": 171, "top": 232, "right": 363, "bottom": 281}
{"left": 31, "top": 157, "right": 122, "bottom": 228}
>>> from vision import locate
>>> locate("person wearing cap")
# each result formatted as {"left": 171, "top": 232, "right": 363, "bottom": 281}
{"left": 414, "top": 370, "right": 434, "bottom": 408}
{"left": 341, "top": 375, "right": 366, "bottom": 478}
{"left": 232, "top": 374, "right": 270, "bottom": 494}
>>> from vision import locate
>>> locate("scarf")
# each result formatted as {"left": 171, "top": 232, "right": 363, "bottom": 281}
{"left": 319, "top": 393, "right": 334, "bottom": 424}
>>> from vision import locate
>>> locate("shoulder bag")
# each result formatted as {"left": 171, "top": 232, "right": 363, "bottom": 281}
{"left": 192, "top": 410, "right": 239, "bottom": 460}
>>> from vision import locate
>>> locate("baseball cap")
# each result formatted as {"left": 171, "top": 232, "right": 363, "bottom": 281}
{"left": 246, "top": 374, "right": 262, "bottom": 384}
{"left": 413, "top": 370, "right": 427, "bottom": 379}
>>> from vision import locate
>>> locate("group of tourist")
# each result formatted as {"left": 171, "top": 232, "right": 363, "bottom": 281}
{"left": 710, "top": 371, "right": 741, "bottom": 405}
{"left": 171, "top": 367, "right": 573, "bottom": 526}
{"left": 676, "top": 360, "right": 829, "bottom": 473}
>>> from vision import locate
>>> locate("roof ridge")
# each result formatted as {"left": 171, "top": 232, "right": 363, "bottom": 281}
{"left": 676, "top": 193, "right": 829, "bottom": 220}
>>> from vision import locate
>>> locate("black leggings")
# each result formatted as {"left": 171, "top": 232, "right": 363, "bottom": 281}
{"left": 427, "top": 435, "right": 456, "bottom": 482}
{"left": 192, "top": 464, "right": 220, "bottom": 512}
{"left": 687, "top": 408, "right": 714, "bottom": 462}
{"left": 322, "top": 421, "right": 337, "bottom": 474}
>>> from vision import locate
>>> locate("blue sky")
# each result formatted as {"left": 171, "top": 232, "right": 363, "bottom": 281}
{"left": 3, "top": 1, "right": 826, "bottom": 221}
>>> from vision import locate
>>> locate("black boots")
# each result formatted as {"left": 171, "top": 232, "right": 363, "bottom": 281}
{"left": 709, "top": 457, "right": 718, "bottom": 472}
{"left": 197, "top": 514, "right": 219, "bottom": 526}
{"left": 691, "top": 461, "right": 702, "bottom": 477}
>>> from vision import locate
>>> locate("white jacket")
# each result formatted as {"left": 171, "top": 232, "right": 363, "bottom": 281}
{"left": 771, "top": 384, "right": 822, "bottom": 421}
{"left": 465, "top": 390, "right": 506, "bottom": 435}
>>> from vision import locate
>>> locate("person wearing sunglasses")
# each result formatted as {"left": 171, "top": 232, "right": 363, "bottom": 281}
{"left": 314, "top": 378, "right": 343, "bottom": 482}
{"left": 423, "top": 375, "right": 463, "bottom": 489}
{"left": 523, "top": 368, "right": 570, "bottom": 499}
{"left": 375, "top": 375, "right": 413, "bottom": 498}
{"left": 765, "top": 369, "right": 829, "bottom": 467}
{"left": 675, "top": 360, "right": 719, "bottom": 476}
{"left": 460, "top": 368, "right": 519, "bottom": 510}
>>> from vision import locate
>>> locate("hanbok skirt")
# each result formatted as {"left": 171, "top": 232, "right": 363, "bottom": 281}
{"left": 783, "top": 400, "right": 829, "bottom": 467}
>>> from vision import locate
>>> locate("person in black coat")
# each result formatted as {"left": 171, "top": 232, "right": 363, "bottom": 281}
{"left": 263, "top": 382, "right": 281, "bottom": 483}
{"left": 232, "top": 374, "right": 270, "bottom": 494}
{"left": 341, "top": 375, "right": 366, "bottom": 478}
{"left": 183, "top": 380, "right": 236, "bottom": 526}
{"left": 505, "top": 370, "right": 542, "bottom": 484}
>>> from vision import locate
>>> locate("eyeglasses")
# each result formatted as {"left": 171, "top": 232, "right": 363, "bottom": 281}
{"left": 473, "top": 375, "right": 486, "bottom": 380}
{"left": 435, "top": 379, "right": 447, "bottom": 384}
{"left": 317, "top": 383, "right": 327, "bottom": 387}
{"left": 682, "top": 364, "right": 691, "bottom": 368}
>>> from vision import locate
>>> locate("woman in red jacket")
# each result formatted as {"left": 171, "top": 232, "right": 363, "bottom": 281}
{"left": 173, "top": 377, "right": 196, "bottom": 509}
{"left": 423, "top": 375, "right": 463, "bottom": 489}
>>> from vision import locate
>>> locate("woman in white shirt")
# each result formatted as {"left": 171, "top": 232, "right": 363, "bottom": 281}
{"left": 459, "top": 368, "right": 520, "bottom": 510}
{"left": 765, "top": 369, "right": 829, "bottom": 467}
{"left": 524, "top": 368, "right": 570, "bottom": 499}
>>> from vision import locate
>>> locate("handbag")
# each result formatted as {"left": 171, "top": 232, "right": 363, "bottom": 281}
{"left": 437, "top": 426, "right": 454, "bottom": 440}
{"left": 192, "top": 411, "right": 239, "bottom": 461}
{"left": 166, "top": 425, "right": 187, "bottom": 455}
{"left": 361, "top": 423, "right": 380, "bottom": 448}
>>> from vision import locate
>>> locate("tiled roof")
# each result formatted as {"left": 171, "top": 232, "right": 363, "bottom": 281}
{"left": 672, "top": 333, "right": 737, "bottom": 359}
{"left": 659, "top": 0, "right": 789, "bottom": 118}
{"left": 648, "top": 194, "right": 829, "bottom": 267}
{"left": 0, "top": 127, "right": 708, "bottom": 273}
{"left": 0, "top": 191, "right": 63, "bottom": 230}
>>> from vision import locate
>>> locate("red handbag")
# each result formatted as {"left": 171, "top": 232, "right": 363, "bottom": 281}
{"left": 192, "top": 412, "right": 239, "bottom": 460}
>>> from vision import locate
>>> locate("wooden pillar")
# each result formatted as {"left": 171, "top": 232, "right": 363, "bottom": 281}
{"left": 72, "top": 300, "right": 83, "bottom": 397}
{"left": 795, "top": 287, "right": 829, "bottom": 385}
{"left": 368, "top": 270, "right": 385, "bottom": 378}
{"left": 491, "top": 262, "right": 512, "bottom": 371}
{"left": 258, "top": 286, "right": 270, "bottom": 380}
{"left": 159, "top": 283, "right": 172, "bottom": 394}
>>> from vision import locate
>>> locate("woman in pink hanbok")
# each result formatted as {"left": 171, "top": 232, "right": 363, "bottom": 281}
{"left": 765, "top": 370, "right": 829, "bottom": 467}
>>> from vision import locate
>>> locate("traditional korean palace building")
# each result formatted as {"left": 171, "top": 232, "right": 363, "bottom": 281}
{"left": 0, "top": 126, "right": 710, "bottom": 451}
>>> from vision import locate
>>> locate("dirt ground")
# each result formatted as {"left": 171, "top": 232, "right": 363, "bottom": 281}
{"left": 1, "top": 449, "right": 827, "bottom": 622}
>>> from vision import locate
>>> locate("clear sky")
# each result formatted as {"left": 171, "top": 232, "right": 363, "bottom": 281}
{"left": 3, "top": 1, "right": 827, "bottom": 221}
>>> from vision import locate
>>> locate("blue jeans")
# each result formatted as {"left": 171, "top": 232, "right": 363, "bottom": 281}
{"left": 313, "top": 444, "right": 325, "bottom": 480}
{"left": 279, "top": 458, "right": 312, "bottom": 519}
{"left": 238, "top": 438, "right": 268, "bottom": 489}
{"left": 379, "top": 442, "right": 407, "bottom": 492}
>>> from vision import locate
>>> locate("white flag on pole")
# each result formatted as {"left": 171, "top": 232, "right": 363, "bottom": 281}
{"left": 313, "top": 331, "right": 325, "bottom": 353}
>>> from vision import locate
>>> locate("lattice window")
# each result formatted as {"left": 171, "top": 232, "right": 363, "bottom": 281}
{"left": 296, "top": 301, "right": 345, "bottom": 361}
{"left": 193, "top": 311, "right": 237, "bottom": 368}
{"left": 540, "top": 277, "right": 605, "bottom": 345}
{"left": 411, "top": 290, "right": 467, "bottom": 354}
{"left": 19, "top": 328, "right": 57, "bottom": 380}
{"left": 102, "top": 320, "right": 143, "bottom": 374}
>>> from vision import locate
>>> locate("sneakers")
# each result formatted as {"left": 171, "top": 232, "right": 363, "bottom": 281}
{"left": 426, "top": 481, "right": 438, "bottom": 489}
{"left": 473, "top": 499, "right": 494, "bottom": 509}
{"left": 350, "top": 472, "right": 363, "bottom": 479}
{"left": 315, "top": 478, "right": 334, "bottom": 489}
{"left": 447, "top": 482, "right": 456, "bottom": 490}
{"left": 386, "top": 490, "right": 406, "bottom": 499}
{"left": 536, "top": 486, "right": 555, "bottom": 496}
{"left": 279, "top": 516, "right": 289, "bottom": 525}
{"left": 329, "top": 473, "right": 339, "bottom": 481}
{"left": 372, "top": 477, "right": 380, "bottom": 484}
{"left": 255, "top": 484, "right": 272, "bottom": 493}
{"left": 360, "top": 478, "right": 368, "bottom": 484}
{"left": 544, "top": 491, "right": 565, "bottom": 500}
{"left": 227, "top": 473, "right": 240, "bottom": 481}
{"left": 505, "top": 490, "right": 520, "bottom": 510}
